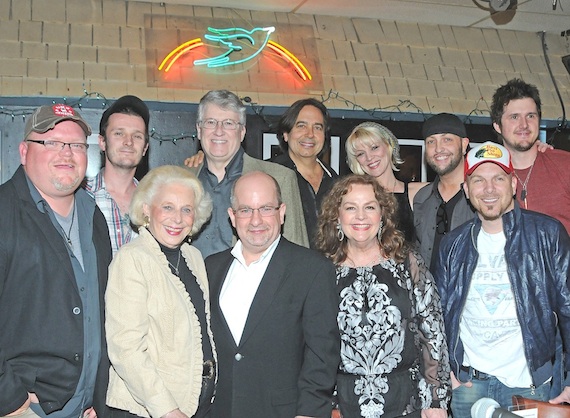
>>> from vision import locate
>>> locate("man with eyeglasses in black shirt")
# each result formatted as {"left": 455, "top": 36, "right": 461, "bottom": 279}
{"left": 413, "top": 113, "right": 475, "bottom": 272}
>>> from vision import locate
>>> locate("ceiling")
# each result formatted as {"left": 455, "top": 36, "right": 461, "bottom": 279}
{"left": 143, "top": 0, "right": 570, "bottom": 34}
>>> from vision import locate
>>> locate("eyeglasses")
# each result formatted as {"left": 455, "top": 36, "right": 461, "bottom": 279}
{"left": 232, "top": 205, "right": 281, "bottom": 218}
{"left": 436, "top": 202, "right": 449, "bottom": 235}
{"left": 26, "top": 139, "right": 89, "bottom": 154}
{"left": 200, "top": 118, "right": 243, "bottom": 131}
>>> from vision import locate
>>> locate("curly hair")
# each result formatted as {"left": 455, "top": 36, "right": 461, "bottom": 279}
{"left": 490, "top": 78, "right": 542, "bottom": 126}
{"left": 129, "top": 165, "right": 212, "bottom": 237}
{"left": 315, "top": 174, "right": 407, "bottom": 264}
{"left": 345, "top": 121, "right": 404, "bottom": 175}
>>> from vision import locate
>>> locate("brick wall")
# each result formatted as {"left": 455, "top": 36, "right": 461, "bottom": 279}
{"left": 1, "top": 0, "right": 569, "bottom": 119}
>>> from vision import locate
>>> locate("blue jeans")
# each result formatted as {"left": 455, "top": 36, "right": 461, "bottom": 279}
{"left": 451, "top": 375, "right": 550, "bottom": 418}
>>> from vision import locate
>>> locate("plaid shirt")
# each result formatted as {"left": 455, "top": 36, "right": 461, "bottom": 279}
{"left": 85, "top": 170, "right": 138, "bottom": 256}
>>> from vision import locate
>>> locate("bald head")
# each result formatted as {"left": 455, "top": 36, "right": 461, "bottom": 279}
{"left": 228, "top": 171, "right": 286, "bottom": 264}
{"left": 231, "top": 171, "right": 282, "bottom": 208}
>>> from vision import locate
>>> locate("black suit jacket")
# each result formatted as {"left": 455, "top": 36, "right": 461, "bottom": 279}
{"left": 206, "top": 237, "right": 340, "bottom": 418}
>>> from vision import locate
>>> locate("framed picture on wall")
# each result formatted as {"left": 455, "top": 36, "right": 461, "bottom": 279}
{"left": 396, "top": 139, "right": 427, "bottom": 183}
{"left": 262, "top": 133, "right": 342, "bottom": 175}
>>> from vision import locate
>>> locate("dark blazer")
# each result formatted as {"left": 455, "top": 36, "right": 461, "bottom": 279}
{"left": 206, "top": 237, "right": 340, "bottom": 418}
{"left": 0, "top": 166, "right": 112, "bottom": 416}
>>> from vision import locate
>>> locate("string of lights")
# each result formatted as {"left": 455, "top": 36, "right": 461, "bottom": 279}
{"left": 320, "top": 89, "right": 428, "bottom": 117}
{"left": 0, "top": 88, "right": 494, "bottom": 145}
{"left": 0, "top": 89, "right": 108, "bottom": 121}
{"left": 149, "top": 128, "right": 197, "bottom": 144}
{"left": 464, "top": 97, "right": 492, "bottom": 121}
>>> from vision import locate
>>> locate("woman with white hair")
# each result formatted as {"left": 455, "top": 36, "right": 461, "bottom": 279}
{"left": 105, "top": 165, "right": 215, "bottom": 418}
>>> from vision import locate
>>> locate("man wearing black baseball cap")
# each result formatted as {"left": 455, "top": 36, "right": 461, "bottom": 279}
{"left": 86, "top": 95, "right": 150, "bottom": 255}
{"left": 413, "top": 112, "right": 475, "bottom": 271}
{"left": 0, "top": 104, "right": 112, "bottom": 417}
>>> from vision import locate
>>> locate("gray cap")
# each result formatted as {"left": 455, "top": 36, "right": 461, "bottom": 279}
{"left": 25, "top": 104, "right": 91, "bottom": 138}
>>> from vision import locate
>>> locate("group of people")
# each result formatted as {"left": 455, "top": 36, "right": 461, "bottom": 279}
{"left": 0, "top": 77, "right": 569, "bottom": 418}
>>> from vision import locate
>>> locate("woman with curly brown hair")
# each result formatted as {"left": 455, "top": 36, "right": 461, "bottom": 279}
{"left": 315, "top": 174, "right": 450, "bottom": 418}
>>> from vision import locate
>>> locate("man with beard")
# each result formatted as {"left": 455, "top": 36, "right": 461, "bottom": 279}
{"left": 434, "top": 142, "right": 570, "bottom": 418}
{"left": 413, "top": 113, "right": 474, "bottom": 271}
{"left": 491, "top": 78, "right": 570, "bottom": 233}
{"left": 0, "top": 104, "right": 112, "bottom": 417}
{"left": 86, "top": 95, "right": 150, "bottom": 255}
{"left": 491, "top": 78, "right": 570, "bottom": 400}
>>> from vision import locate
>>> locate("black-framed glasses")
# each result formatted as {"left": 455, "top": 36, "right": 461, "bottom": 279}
{"left": 200, "top": 118, "right": 243, "bottom": 131}
{"left": 26, "top": 139, "right": 89, "bottom": 154}
{"left": 436, "top": 202, "right": 449, "bottom": 235}
{"left": 232, "top": 205, "right": 281, "bottom": 218}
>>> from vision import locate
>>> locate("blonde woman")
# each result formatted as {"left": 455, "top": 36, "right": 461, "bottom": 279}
{"left": 346, "top": 122, "right": 428, "bottom": 242}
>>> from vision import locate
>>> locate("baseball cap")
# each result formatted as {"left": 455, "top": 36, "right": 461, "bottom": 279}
{"left": 24, "top": 104, "right": 91, "bottom": 138}
{"left": 422, "top": 113, "right": 467, "bottom": 139}
{"left": 99, "top": 95, "right": 150, "bottom": 135}
{"left": 465, "top": 141, "right": 513, "bottom": 177}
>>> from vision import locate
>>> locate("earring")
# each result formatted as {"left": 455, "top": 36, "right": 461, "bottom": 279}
{"left": 377, "top": 220, "right": 384, "bottom": 241}
{"left": 336, "top": 222, "right": 345, "bottom": 241}
{"left": 143, "top": 215, "right": 150, "bottom": 228}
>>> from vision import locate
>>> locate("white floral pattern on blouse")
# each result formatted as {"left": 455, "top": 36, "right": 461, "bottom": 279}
{"left": 336, "top": 251, "right": 451, "bottom": 418}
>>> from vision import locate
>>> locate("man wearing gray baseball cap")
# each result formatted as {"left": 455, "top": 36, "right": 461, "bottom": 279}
{"left": 0, "top": 104, "right": 112, "bottom": 418}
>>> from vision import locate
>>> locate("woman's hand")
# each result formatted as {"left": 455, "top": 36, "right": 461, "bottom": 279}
{"left": 421, "top": 408, "right": 448, "bottom": 418}
{"left": 537, "top": 142, "right": 553, "bottom": 153}
{"left": 184, "top": 151, "right": 205, "bottom": 168}
{"left": 550, "top": 386, "right": 570, "bottom": 404}
{"left": 6, "top": 393, "right": 38, "bottom": 416}
{"left": 83, "top": 407, "right": 97, "bottom": 418}
{"left": 161, "top": 408, "right": 189, "bottom": 418}
{"left": 450, "top": 371, "right": 472, "bottom": 390}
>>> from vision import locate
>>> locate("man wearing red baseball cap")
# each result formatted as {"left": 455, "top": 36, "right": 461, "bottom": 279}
{"left": 0, "top": 104, "right": 112, "bottom": 418}
{"left": 433, "top": 141, "right": 570, "bottom": 418}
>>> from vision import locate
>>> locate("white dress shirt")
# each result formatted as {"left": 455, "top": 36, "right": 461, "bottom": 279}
{"left": 219, "top": 236, "right": 281, "bottom": 345}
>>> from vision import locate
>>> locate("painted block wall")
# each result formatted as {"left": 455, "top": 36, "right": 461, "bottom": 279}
{"left": 0, "top": 0, "right": 568, "bottom": 119}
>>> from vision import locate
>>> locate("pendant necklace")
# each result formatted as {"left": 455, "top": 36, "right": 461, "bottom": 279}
{"left": 347, "top": 251, "right": 383, "bottom": 268}
{"left": 513, "top": 161, "right": 535, "bottom": 209}
{"left": 62, "top": 201, "right": 76, "bottom": 250}
{"left": 169, "top": 249, "right": 182, "bottom": 276}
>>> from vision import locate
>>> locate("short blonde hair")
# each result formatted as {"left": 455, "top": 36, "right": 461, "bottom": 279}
{"left": 129, "top": 165, "right": 212, "bottom": 236}
{"left": 346, "top": 121, "right": 404, "bottom": 174}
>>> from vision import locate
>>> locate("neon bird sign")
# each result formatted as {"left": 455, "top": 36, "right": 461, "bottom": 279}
{"left": 194, "top": 26, "right": 275, "bottom": 68}
{"left": 158, "top": 26, "right": 312, "bottom": 81}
